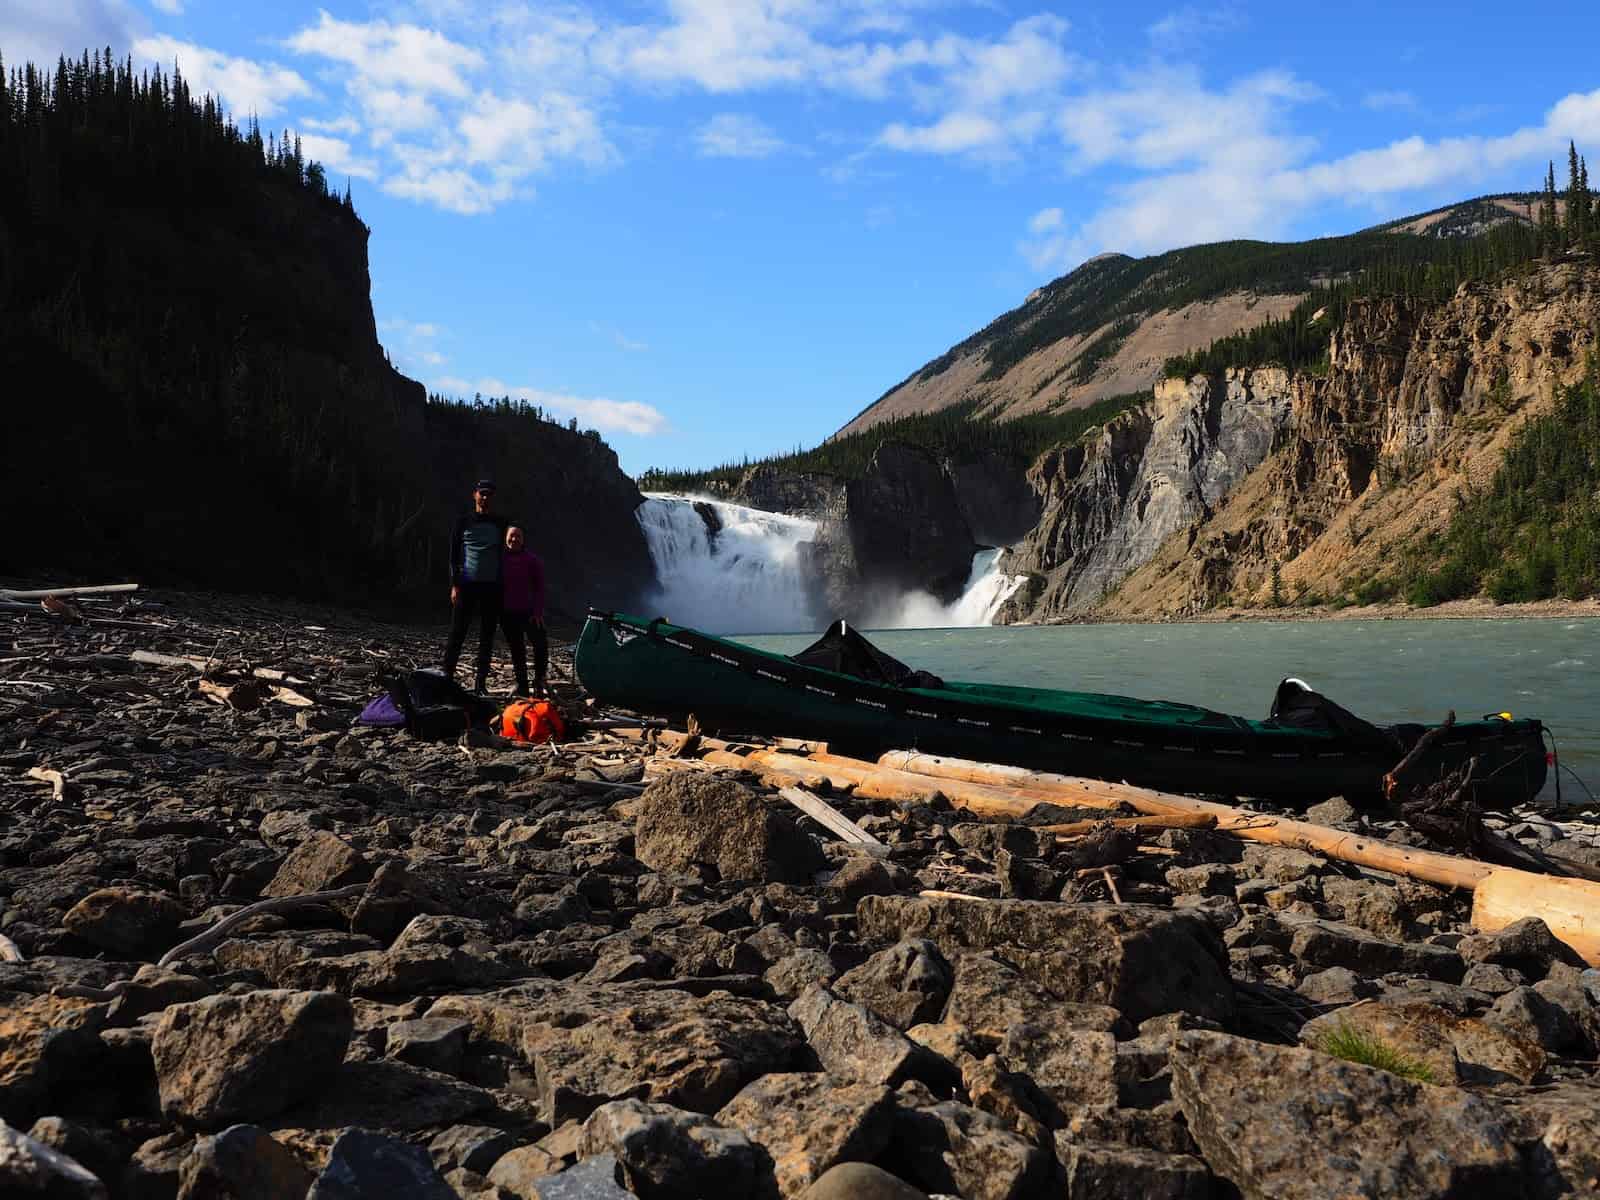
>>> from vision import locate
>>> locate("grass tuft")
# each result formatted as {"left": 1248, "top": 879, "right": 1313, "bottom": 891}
{"left": 1315, "top": 1021, "right": 1440, "bottom": 1084}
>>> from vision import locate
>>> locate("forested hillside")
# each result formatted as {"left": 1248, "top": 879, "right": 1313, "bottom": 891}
{"left": 0, "top": 48, "right": 652, "bottom": 613}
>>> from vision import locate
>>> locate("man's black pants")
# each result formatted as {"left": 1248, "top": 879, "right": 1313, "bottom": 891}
{"left": 501, "top": 612, "right": 549, "bottom": 694}
{"left": 443, "top": 582, "right": 502, "bottom": 689}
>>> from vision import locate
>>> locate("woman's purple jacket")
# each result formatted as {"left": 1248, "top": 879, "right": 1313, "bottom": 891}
{"left": 502, "top": 549, "right": 546, "bottom": 619}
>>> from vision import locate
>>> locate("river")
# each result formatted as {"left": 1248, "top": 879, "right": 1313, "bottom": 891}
{"left": 738, "top": 618, "right": 1600, "bottom": 807}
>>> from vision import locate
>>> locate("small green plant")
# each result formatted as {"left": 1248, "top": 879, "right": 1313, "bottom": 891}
{"left": 1316, "top": 1022, "right": 1439, "bottom": 1084}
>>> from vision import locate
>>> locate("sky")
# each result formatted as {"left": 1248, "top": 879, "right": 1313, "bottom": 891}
{"left": 4, "top": 2, "right": 1600, "bottom": 476}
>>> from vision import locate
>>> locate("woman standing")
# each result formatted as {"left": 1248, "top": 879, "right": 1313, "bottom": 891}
{"left": 501, "top": 526, "right": 548, "bottom": 695}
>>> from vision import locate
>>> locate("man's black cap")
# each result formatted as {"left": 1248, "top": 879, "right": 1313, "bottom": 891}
{"left": 474, "top": 479, "right": 497, "bottom": 493}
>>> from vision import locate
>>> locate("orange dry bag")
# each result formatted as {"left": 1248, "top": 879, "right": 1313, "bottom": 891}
{"left": 499, "top": 698, "right": 567, "bottom": 744}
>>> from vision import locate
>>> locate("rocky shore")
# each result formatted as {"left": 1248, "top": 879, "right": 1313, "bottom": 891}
{"left": 4, "top": 591, "right": 1600, "bottom": 1199}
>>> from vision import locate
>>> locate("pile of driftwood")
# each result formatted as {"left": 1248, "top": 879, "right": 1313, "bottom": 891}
{"left": 622, "top": 726, "right": 1600, "bottom": 966}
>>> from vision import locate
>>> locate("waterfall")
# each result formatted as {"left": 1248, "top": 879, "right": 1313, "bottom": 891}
{"left": 636, "top": 494, "right": 1027, "bottom": 634}
{"left": 636, "top": 495, "right": 820, "bottom": 634}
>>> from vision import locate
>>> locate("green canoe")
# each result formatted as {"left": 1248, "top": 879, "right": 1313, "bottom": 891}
{"left": 575, "top": 612, "right": 1550, "bottom": 807}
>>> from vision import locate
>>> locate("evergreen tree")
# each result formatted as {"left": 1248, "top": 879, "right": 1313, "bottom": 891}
{"left": 1539, "top": 161, "right": 1561, "bottom": 251}
{"left": 1566, "top": 141, "right": 1584, "bottom": 246}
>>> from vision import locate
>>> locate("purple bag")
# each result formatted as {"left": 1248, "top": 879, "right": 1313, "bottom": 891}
{"left": 358, "top": 693, "right": 406, "bottom": 727}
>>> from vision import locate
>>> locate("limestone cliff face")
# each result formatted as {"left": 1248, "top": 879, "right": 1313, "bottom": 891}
{"left": 1003, "top": 256, "right": 1600, "bottom": 621}
{"left": 1002, "top": 368, "right": 1294, "bottom": 615}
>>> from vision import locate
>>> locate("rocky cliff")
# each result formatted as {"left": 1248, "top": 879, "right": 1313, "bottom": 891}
{"left": 0, "top": 57, "right": 652, "bottom": 615}
{"left": 1001, "top": 256, "right": 1600, "bottom": 621}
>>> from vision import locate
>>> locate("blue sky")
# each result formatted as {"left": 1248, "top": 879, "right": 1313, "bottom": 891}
{"left": 5, "top": 2, "right": 1599, "bottom": 475}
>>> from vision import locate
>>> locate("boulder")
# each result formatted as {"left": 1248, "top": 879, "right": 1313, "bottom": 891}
{"left": 432, "top": 985, "right": 807, "bottom": 1123}
{"left": 788, "top": 985, "right": 953, "bottom": 1089}
{"left": 1300, "top": 1000, "right": 1545, "bottom": 1086}
{"left": 306, "top": 1129, "right": 456, "bottom": 1199}
{"left": 824, "top": 859, "right": 906, "bottom": 911}
{"left": 635, "top": 775, "right": 827, "bottom": 886}
{"left": 276, "top": 1059, "right": 493, "bottom": 1131}
{"left": 1487, "top": 986, "right": 1583, "bottom": 1053}
{"left": 765, "top": 951, "right": 839, "bottom": 1001}
{"left": 1058, "top": 1141, "right": 1210, "bottom": 1200}
{"left": 1281, "top": 916, "right": 1463, "bottom": 982}
{"left": 385, "top": 1017, "right": 470, "bottom": 1075}
{"left": 25, "top": 1119, "right": 127, "bottom": 1188}
{"left": 0, "top": 993, "right": 107, "bottom": 1125}
{"left": 175, "top": 1124, "right": 312, "bottom": 1200}
{"left": 526, "top": 1154, "right": 633, "bottom": 1199}
{"left": 882, "top": 1100, "right": 1053, "bottom": 1200}
{"left": 999, "top": 1024, "right": 1117, "bottom": 1113}
{"left": 487, "top": 1146, "right": 564, "bottom": 1196}
{"left": 940, "top": 953, "right": 1124, "bottom": 1038}
{"left": 833, "top": 941, "right": 952, "bottom": 1031}
{"left": 1170, "top": 1031, "right": 1524, "bottom": 1199}
{"left": 1460, "top": 917, "right": 1587, "bottom": 981}
{"left": 716, "top": 1072, "right": 897, "bottom": 1198}
{"left": 859, "top": 898, "right": 1232, "bottom": 1025}
{"left": 106, "top": 966, "right": 214, "bottom": 1024}
{"left": 151, "top": 989, "right": 353, "bottom": 1128}
{"left": 579, "top": 1099, "right": 776, "bottom": 1200}
{"left": 1501, "top": 1081, "right": 1600, "bottom": 1200}
{"left": 0, "top": 1119, "right": 107, "bottom": 1199}
{"left": 797, "top": 1162, "right": 928, "bottom": 1200}
{"left": 428, "top": 1125, "right": 518, "bottom": 1176}
{"left": 62, "top": 889, "right": 186, "bottom": 957}
{"left": 261, "top": 832, "right": 372, "bottom": 898}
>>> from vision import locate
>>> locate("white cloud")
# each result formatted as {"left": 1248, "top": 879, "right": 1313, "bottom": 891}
{"left": 1146, "top": 5, "right": 1243, "bottom": 44}
{"left": 881, "top": 111, "right": 1006, "bottom": 155}
{"left": 695, "top": 113, "right": 785, "bottom": 158}
{"left": 151, "top": 0, "right": 182, "bottom": 14}
{"left": 0, "top": 0, "right": 143, "bottom": 71}
{"left": 380, "top": 318, "right": 450, "bottom": 372}
{"left": 132, "top": 35, "right": 313, "bottom": 119}
{"left": 1363, "top": 89, "right": 1418, "bottom": 112}
{"left": 447, "top": 377, "right": 670, "bottom": 435}
{"left": 1028, "top": 206, "right": 1063, "bottom": 234}
{"left": 1025, "top": 84, "right": 1600, "bottom": 272}
{"left": 459, "top": 91, "right": 614, "bottom": 172}
{"left": 302, "top": 114, "right": 362, "bottom": 135}
{"left": 286, "top": 11, "right": 483, "bottom": 97}
{"left": 384, "top": 167, "right": 518, "bottom": 215}
{"left": 299, "top": 133, "right": 378, "bottom": 180}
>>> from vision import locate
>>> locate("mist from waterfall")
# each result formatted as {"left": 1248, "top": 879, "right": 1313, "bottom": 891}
{"left": 636, "top": 494, "right": 1025, "bottom": 635}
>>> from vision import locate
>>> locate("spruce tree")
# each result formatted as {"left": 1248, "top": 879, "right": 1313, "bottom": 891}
{"left": 1539, "top": 161, "right": 1560, "bottom": 252}
{"left": 1566, "top": 141, "right": 1583, "bottom": 246}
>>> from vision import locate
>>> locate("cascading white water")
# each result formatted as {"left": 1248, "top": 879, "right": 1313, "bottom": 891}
{"left": 636, "top": 495, "right": 820, "bottom": 634}
{"left": 636, "top": 493, "right": 1026, "bottom": 634}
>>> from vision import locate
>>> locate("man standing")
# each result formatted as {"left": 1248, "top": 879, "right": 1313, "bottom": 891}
{"left": 443, "top": 479, "right": 510, "bottom": 694}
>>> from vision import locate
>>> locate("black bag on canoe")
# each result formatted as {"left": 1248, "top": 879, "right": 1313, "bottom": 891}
{"left": 377, "top": 669, "right": 499, "bottom": 740}
{"left": 790, "top": 620, "right": 946, "bottom": 689}
{"left": 1267, "top": 677, "right": 1398, "bottom": 750}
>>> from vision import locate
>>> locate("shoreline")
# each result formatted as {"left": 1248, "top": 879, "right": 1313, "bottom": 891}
{"left": 1034, "top": 596, "right": 1600, "bottom": 626}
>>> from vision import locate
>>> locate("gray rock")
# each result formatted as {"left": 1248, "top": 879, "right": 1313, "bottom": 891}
{"left": 1164, "top": 864, "right": 1235, "bottom": 897}
{"left": 62, "top": 888, "right": 186, "bottom": 958}
{"left": 1239, "top": 845, "right": 1325, "bottom": 883}
{"left": 385, "top": 1017, "right": 470, "bottom": 1075}
{"left": 764, "top": 950, "right": 838, "bottom": 1000}
{"left": 0, "top": 1119, "right": 107, "bottom": 1199}
{"left": 307, "top": 1129, "right": 456, "bottom": 1199}
{"left": 941, "top": 952, "right": 1125, "bottom": 1038}
{"left": 635, "top": 775, "right": 827, "bottom": 886}
{"left": 1282, "top": 916, "right": 1463, "bottom": 981}
{"left": 122, "top": 1132, "right": 191, "bottom": 1200}
{"left": 1460, "top": 963, "right": 1527, "bottom": 996}
{"left": 428, "top": 1125, "right": 519, "bottom": 1176}
{"left": 1295, "top": 966, "right": 1378, "bottom": 1004}
{"left": 860, "top": 897, "right": 1232, "bottom": 1025}
{"left": 833, "top": 941, "right": 952, "bottom": 1031}
{"left": 883, "top": 1100, "right": 1052, "bottom": 1200}
{"left": 151, "top": 989, "right": 353, "bottom": 1128}
{"left": 106, "top": 965, "right": 214, "bottom": 1023}
{"left": 797, "top": 1162, "right": 928, "bottom": 1200}
{"left": 788, "top": 985, "right": 953, "bottom": 1089}
{"left": 0, "top": 993, "right": 108, "bottom": 1125}
{"left": 1059, "top": 1141, "right": 1210, "bottom": 1200}
{"left": 1487, "top": 986, "right": 1583, "bottom": 1053}
{"left": 716, "top": 1072, "right": 897, "bottom": 1199}
{"left": 24, "top": 1119, "right": 126, "bottom": 1189}
{"left": 1000, "top": 1024, "right": 1116, "bottom": 1112}
{"left": 825, "top": 859, "right": 906, "bottom": 910}
{"left": 1303, "top": 796, "right": 1358, "bottom": 826}
{"left": 1459, "top": 917, "right": 1588, "bottom": 981}
{"left": 277, "top": 1059, "right": 493, "bottom": 1131}
{"left": 580, "top": 1099, "right": 775, "bottom": 1200}
{"left": 176, "top": 1124, "right": 312, "bottom": 1200}
{"left": 1170, "top": 1031, "right": 1524, "bottom": 1199}
{"left": 532, "top": 1154, "right": 633, "bottom": 1199}
{"left": 261, "top": 832, "right": 372, "bottom": 898}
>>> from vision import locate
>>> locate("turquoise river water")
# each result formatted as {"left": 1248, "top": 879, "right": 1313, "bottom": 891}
{"left": 738, "top": 618, "right": 1600, "bottom": 807}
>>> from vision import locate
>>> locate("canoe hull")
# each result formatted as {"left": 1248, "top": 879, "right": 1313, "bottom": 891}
{"left": 575, "top": 614, "right": 1548, "bottom": 808}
